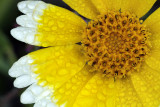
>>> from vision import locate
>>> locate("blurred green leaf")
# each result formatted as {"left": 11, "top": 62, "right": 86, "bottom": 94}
{"left": 0, "top": 30, "right": 17, "bottom": 75}
{"left": 0, "top": 0, "right": 19, "bottom": 28}
{"left": 0, "top": 0, "right": 14, "bottom": 25}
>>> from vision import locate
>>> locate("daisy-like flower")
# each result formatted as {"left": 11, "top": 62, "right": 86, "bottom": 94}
{"left": 9, "top": 0, "right": 160, "bottom": 107}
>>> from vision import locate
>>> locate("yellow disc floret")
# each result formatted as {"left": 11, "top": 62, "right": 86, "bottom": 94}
{"left": 82, "top": 11, "right": 151, "bottom": 79}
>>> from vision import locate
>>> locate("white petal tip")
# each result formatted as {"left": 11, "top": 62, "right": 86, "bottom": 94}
{"left": 11, "top": 27, "right": 39, "bottom": 45}
{"left": 9, "top": 56, "right": 33, "bottom": 77}
{"left": 18, "top": 1, "right": 46, "bottom": 14}
{"left": 47, "top": 103, "right": 57, "bottom": 107}
{"left": 11, "top": 28, "right": 24, "bottom": 42}
{"left": 21, "top": 89, "right": 35, "bottom": 104}
{"left": 16, "top": 15, "right": 37, "bottom": 28}
{"left": 14, "top": 75, "right": 36, "bottom": 88}
{"left": 18, "top": 1, "right": 27, "bottom": 10}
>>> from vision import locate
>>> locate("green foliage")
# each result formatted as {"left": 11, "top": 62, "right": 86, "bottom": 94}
{"left": 0, "top": 0, "right": 17, "bottom": 28}
{"left": 0, "top": 31, "right": 16, "bottom": 76}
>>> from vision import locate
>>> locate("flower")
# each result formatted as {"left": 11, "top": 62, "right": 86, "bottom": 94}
{"left": 9, "top": 0, "right": 160, "bottom": 107}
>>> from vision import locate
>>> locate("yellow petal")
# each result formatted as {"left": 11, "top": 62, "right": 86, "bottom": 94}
{"left": 63, "top": 0, "right": 155, "bottom": 20}
{"left": 29, "top": 45, "right": 86, "bottom": 89}
{"left": 131, "top": 63, "right": 160, "bottom": 106}
{"left": 53, "top": 65, "right": 96, "bottom": 107}
{"left": 13, "top": 1, "right": 86, "bottom": 47}
{"left": 108, "top": 0, "right": 156, "bottom": 17}
{"left": 144, "top": 8, "right": 160, "bottom": 49}
{"left": 63, "top": 0, "right": 100, "bottom": 19}
{"left": 114, "top": 78, "right": 142, "bottom": 106}
{"left": 35, "top": 3, "right": 86, "bottom": 47}
{"left": 73, "top": 73, "right": 116, "bottom": 107}
{"left": 101, "top": 0, "right": 152, "bottom": 16}
{"left": 139, "top": 63, "right": 160, "bottom": 99}
{"left": 54, "top": 70, "right": 116, "bottom": 107}
{"left": 53, "top": 67, "right": 143, "bottom": 107}
{"left": 144, "top": 8, "right": 160, "bottom": 34}
{"left": 148, "top": 33, "right": 160, "bottom": 50}
{"left": 128, "top": 0, "right": 156, "bottom": 18}
{"left": 145, "top": 50, "right": 160, "bottom": 71}
{"left": 73, "top": 74, "right": 142, "bottom": 107}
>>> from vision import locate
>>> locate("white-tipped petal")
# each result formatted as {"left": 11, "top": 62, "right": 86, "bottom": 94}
{"left": 20, "top": 83, "right": 53, "bottom": 105}
{"left": 18, "top": 1, "right": 44, "bottom": 14}
{"left": 32, "top": 2, "right": 48, "bottom": 21}
{"left": 10, "top": 1, "right": 83, "bottom": 107}
{"left": 21, "top": 88, "right": 35, "bottom": 104}
{"left": 39, "top": 99, "right": 48, "bottom": 106}
{"left": 16, "top": 15, "right": 37, "bottom": 28}
{"left": 11, "top": 27, "right": 39, "bottom": 45}
{"left": 14, "top": 75, "right": 36, "bottom": 88}
{"left": 35, "top": 89, "right": 52, "bottom": 102}
{"left": 34, "top": 1, "right": 47, "bottom": 12}
{"left": 34, "top": 98, "right": 55, "bottom": 107}
{"left": 14, "top": 1, "right": 48, "bottom": 46}
{"left": 40, "top": 90, "right": 51, "bottom": 98}
{"left": 32, "top": 9, "right": 44, "bottom": 21}
{"left": 30, "top": 84, "right": 44, "bottom": 96}
{"left": 9, "top": 56, "right": 33, "bottom": 77}
{"left": 47, "top": 103, "right": 56, "bottom": 107}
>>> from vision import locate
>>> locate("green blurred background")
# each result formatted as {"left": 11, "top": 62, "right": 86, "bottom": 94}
{"left": 0, "top": 0, "right": 71, "bottom": 107}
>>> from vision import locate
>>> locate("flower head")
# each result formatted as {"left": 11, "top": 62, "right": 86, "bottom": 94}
{"left": 9, "top": 0, "right": 160, "bottom": 107}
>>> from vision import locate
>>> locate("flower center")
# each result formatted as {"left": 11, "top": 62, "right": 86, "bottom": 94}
{"left": 82, "top": 11, "right": 151, "bottom": 79}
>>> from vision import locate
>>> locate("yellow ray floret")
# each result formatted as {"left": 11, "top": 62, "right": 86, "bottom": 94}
{"left": 29, "top": 45, "right": 86, "bottom": 89}
{"left": 131, "top": 63, "right": 160, "bottom": 107}
{"left": 144, "top": 8, "right": 160, "bottom": 34}
{"left": 35, "top": 3, "right": 86, "bottom": 47}
{"left": 125, "top": 0, "right": 156, "bottom": 17}
{"left": 73, "top": 74, "right": 144, "bottom": 107}
{"left": 63, "top": 0, "right": 156, "bottom": 19}
{"left": 53, "top": 65, "right": 96, "bottom": 107}
{"left": 149, "top": 34, "right": 160, "bottom": 49}
{"left": 63, "top": 0, "right": 100, "bottom": 19}
{"left": 114, "top": 78, "right": 142, "bottom": 107}
{"left": 144, "top": 8, "right": 160, "bottom": 49}
{"left": 145, "top": 50, "right": 160, "bottom": 71}
{"left": 53, "top": 67, "right": 144, "bottom": 107}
